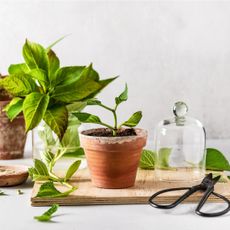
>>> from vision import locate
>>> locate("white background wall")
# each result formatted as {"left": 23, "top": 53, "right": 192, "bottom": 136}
{"left": 1, "top": 0, "right": 230, "bottom": 140}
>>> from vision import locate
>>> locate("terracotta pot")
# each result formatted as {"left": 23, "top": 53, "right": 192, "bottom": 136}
{"left": 0, "top": 100, "right": 26, "bottom": 159}
{"left": 80, "top": 128, "right": 147, "bottom": 189}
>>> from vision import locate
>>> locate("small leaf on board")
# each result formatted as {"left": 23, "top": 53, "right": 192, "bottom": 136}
{"left": 34, "top": 204, "right": 59, "bottom": 222}
{"left": 65, "top": 160, "right": 81, "bottom": 181}
{"left": 43, "top": 105, "right": 68, "bottom": 140}
{"left": 34, "top": 159, "right": 49, "bottom": 176}
{"left": 23, "top": 92, "right": 50, "bottom": 131}
{"left": 73, "top": 112, "right": 101, "bottom": 124}
{"left": 3, "top": 97, "right": 23, "bottom": 121}
{"left": 0, "top": 190, "right": 6, "bottom": 195}
{"left": 122, "top": 111, "right": 142, "bottom": 127}
{"left": 36, "top": 181, "right": 76, "bottom": 198}
{"left": 206, "top": 148, "right": 230, "bottom": 171}
{"left": 139, "top": 149, "right": 156, "bottom": 169}
{"left": 115, "top": 83, "right": 128, "bottom": 106}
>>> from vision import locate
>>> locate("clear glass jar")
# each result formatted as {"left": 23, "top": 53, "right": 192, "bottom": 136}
{"left": 32, "top": 118, "right": 84, "bottom": 170}
{"left": 154, "top": 102, "right": 206, "bottom": 182}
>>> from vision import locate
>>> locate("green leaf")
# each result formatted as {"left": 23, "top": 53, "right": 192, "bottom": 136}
{"left": 28, "top": 159, "right": 50, "bottom": 181}
{"left": 46, "top": 35, "right": 68, "bottom": 51}
{"left": 86, "top": 98, "right": 102, "bottom": 106}
{"left": 139, "top": 149, "right": 156, "bottom": 169}
{"left": 55, "top": 66, "right": 85, "bottom": 86}
{"left": 17, "top": 189, "right": 23, "bottom": 195}
{"left": 47, "top": 49, "right": 60, "bottom": 83}
{"left": 83, "top": 63, "right": 99, "bottom": 81}
{"left": 115, "top": 83, "right": 128, "bottom": 106}
{"left": 43, "top": 105, "right": 68, "bottom": 140}
{"left": 3, "top": 97, "right": 23, "bottom": 121}
{"left": 65, "top": 160, "right": 81, "bottom": 181}
{"left": 23, "top": 92, "right": 50, "bottom": 131}
{"left": 73, "top": 112, "right": 101, "bottom": 124}
{"left": 34, "top": 159, "right": 49, "bottom": 175}
{"left": 66, "top": 101, "right": 87, "bottom": 112}
{"left": 8, "top": 63, "right": 29, "bottom": 74}
{"left": 41, "top": 151, "right": 55, "bottom": 166}
{"left": 157, "top": 148, "right": 172, "bottom": 169}
{"left": 36, "top": 181, "right": 76, "bottom": 198}
{"left": 23, "top": 39, "right": 48, "bottom": 72}
{"left": 61, "top": 117, "right": 81, "bottom": 147}
{"left": 122, "top": 111, "right": 142, "bottom": 127}
{"left": 38, "top": 123, "right": 57, "bottom": 148}
{"left": 0, "top": 74, "right": 37, "bottom": 97}
{"left": 0, "top": 190, "right": 6, "bottom": 195}
{"left": 51, "top": 78, "right": 101, "bottom": 103}
{"left": 85, "top": 76, "right": 118, "bottom": 99}
{"left": 34, "top": 204, "right": 59, "bottom": 222}
{"left": 206, "top": 148, "right": 230, "bottom": 171}
{"left": 29, "top": 68, "right": 49, "bottom": 90}
{"left": 63, "top": 147, "right": 85, "bottom": 158}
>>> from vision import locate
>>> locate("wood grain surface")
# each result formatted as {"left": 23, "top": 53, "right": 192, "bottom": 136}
{"left": 31, "top": 169, "right": 230, "bottom": 206}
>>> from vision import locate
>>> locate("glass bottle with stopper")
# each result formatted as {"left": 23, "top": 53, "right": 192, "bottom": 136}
{"left": 154, "top": 101, "right": 206, "bottom": 182}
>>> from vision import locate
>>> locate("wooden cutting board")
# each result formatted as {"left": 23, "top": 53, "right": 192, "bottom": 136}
{"left": 31, "top": 169, "right": 230, "bottom": 206}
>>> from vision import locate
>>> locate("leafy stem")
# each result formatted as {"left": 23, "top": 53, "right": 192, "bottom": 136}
{"left": 73, "top": 84, "right": 143, "bottom": 136}
{"left": 29, "top": 148, "right": 81, "bottom": 197}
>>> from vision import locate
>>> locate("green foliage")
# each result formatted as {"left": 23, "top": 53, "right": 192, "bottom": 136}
{"left": 122, "top": 111, "right": 142, "bottom": 128}
{"left": 139, "top": 148, "right": 230, "bottom": 177}
{"left": 36, "top": 181, "right": 76, "bottom": 198}
{"left": 23, "top": 92, "right": 50, "bottom": 131}
{"left": 139, "top": 149, "right": 155, "bottom": 169}
{"left": 73, "top": 84, "right": 142, "bottom": 136}
{"left": 34, "top": 204, "right": 59, "bottom": 222}
{"left": 206, "top": 148, "right": 230, "bottom": 171}
{"left": 157, "top": 148, "right": 172, "bottom": 169}
{"left": 0, "top": 38, "right": 116, "bottom": 140}
{"left": 0, "top": 73, "right": 37, "bottom": 96}
{"left": 115, "top": 83, "right": 128, "bottom": 106}
{"left": 3, "top": 97, "right": 23, "bottom": 121}
{"left": 0, "top": 190, "right": 6, "bottom": 195}
{"left": 29, "top": 147, "right": 81, "bottom": 197}
{"left": 43, "top": 105, "right": 68, "bottom": 140}
{"left": 64, "top": 160, "right": 81, "bottom": 182}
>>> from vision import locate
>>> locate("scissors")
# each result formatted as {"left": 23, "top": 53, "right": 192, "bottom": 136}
{"left": 149, "top": 173, "right": 230, "bottom": 217}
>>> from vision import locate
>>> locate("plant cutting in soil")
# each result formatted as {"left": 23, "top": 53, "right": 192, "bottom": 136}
{"left": 77, "top": 84, "right": 147, "bottom": 189}
{"left": 73, "top": 84, "right": 142, "bottom": 136}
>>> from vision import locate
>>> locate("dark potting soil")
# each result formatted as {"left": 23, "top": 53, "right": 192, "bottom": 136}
{"left": 82, "top": 128, "right": 137, "bottom": 137}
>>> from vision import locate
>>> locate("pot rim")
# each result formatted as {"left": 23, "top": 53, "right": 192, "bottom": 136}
{"left": 80, "top": 128, "right": 147, "bottom": 144}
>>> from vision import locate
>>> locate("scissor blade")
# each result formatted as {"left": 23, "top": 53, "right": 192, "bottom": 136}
{"left": 212, "top": 175, "right": 221, "bottom": 185}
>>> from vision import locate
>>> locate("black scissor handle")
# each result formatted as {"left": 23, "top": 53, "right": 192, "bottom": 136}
{"left": 149, "top": 186, "right": 198, "bottom": 209}
{"left": 195, "top": 190, "right": 230, "bottom": 217}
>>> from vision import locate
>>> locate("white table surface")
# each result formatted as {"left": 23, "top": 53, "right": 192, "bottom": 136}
{"left": 0, "top": 139, "right": 230, "bottom": 230}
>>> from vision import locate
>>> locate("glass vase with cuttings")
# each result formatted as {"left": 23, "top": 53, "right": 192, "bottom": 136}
{"left": 32, "top": 103, "right": 86, "bottom": 170}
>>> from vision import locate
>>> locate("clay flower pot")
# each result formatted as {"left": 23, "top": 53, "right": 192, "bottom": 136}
{"left": 80, "top": 128, "right": 147, "bottom": 189}
{"left": 0, "top": 100, "right": 26, "bottom": 159}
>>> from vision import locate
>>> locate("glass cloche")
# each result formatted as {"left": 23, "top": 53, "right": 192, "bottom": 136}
{"left": 154, "top": 102, "right": 206, "bottom": 182}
